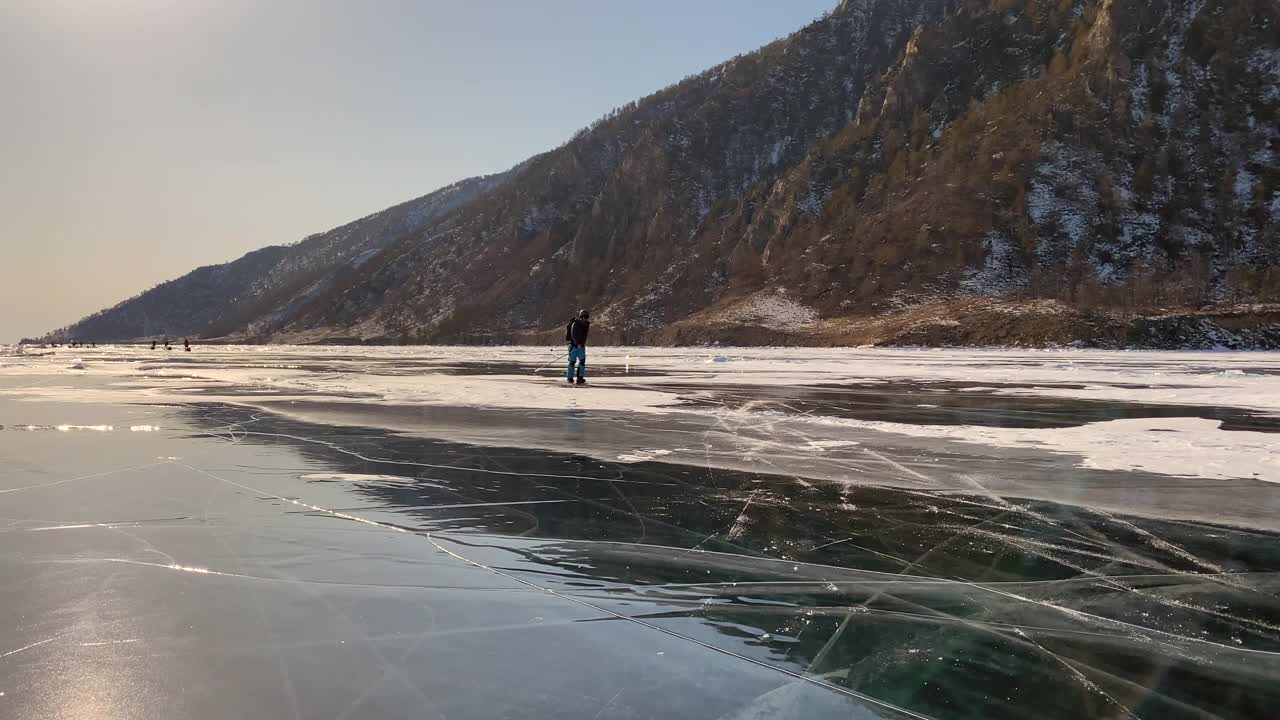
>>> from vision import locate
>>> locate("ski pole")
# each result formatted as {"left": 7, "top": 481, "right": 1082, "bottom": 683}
{"left": 532, "top": 350, "right": 569, "bottom": 375}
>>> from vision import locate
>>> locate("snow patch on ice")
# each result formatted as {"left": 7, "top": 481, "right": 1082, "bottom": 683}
{"left": 617, "top": 449, "right": 673, "bottom": 463}
{"left": 803, "top": 440, "right": 860, "bottom": 451}
{"left": 807, "top": 415, "right": 1279, "bottom": 483}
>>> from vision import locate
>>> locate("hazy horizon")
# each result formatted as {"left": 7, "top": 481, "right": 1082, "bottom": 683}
{"left": 0, "top": 0, "right": 834, "bottom": 343}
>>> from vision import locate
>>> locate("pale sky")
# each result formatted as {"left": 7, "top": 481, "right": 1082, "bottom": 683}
{"left": 0, "top": 0, "right": 835, "bottom": 342}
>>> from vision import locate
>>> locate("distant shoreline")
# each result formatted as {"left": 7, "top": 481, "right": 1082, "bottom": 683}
{"left": 29, "top": 300, "right": 1280, "bottom": 351}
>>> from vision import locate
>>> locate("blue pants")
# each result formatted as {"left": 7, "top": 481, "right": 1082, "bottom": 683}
{"left": 567, "top": 345, "right": 586, "bottom": 381}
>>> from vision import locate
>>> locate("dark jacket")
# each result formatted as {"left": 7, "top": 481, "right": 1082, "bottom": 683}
{"left": 566, "top": 318, "right": 590, "bottom": 347}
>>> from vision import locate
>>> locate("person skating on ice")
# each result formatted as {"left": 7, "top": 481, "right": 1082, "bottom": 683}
{"left": 565, "top": 309, "right": 590, "bottom": 385}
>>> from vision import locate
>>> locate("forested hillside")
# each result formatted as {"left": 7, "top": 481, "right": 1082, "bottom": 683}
{"left": 39, "top": 175, "right": 504, "bottom": 342}
{"left": 43, "top": 0, "right": 1280, "bottom": 348}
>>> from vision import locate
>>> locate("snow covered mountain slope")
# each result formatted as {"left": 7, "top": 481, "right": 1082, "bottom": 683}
{"left": 42, "top": 0, "right": 1280, "bottom": 346}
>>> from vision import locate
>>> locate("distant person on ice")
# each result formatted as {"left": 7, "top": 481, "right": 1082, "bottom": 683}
{"left": 565, "top": 309, "right": 591, "bottom": 385}
{"left": 183, "top": 338, "right": 190, "bottom": 352}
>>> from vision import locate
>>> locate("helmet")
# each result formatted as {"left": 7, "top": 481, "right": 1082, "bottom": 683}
{"left": 579, "top": 309, "right": 591, "bottom": 319}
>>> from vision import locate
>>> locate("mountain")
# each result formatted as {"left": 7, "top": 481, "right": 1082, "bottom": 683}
{"left": 39, "top": 0, "right": 1280, "bottom": 348}
{"left": 38, "top": 174, "right": 505, "bottom": 343}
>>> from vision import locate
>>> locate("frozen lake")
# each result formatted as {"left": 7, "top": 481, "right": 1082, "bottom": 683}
{"left": 1, "top": 346, "right": 1278, "bottom": 719}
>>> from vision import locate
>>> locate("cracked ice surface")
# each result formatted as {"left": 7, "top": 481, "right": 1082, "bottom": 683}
{"left": 1, "top": 346, "right": 1279, "bottom": 719}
